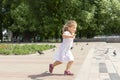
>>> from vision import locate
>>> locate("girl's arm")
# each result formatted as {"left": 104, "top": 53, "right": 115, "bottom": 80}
{"left": 62, "top": 33, "right": 76, "bottom": 39}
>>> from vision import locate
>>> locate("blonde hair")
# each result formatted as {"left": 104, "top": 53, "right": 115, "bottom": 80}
{"left": 62, "top": 20, "right": 77, "bottom": 33}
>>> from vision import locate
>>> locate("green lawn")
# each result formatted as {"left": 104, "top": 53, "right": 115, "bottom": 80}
{"left": 0, "top": 44, "right": 55, "bottom": 55}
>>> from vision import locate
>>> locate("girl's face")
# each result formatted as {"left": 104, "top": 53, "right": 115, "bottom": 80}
{"left": 68, "top": 25, "right": 77, "bottom": 33}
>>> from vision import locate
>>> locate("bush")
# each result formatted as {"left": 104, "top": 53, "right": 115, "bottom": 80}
{"left": 0, "top": 44, "right": 55, "bottom": 55}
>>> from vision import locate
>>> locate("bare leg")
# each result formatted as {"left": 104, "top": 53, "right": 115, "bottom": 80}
{"left": 49, "top": 61, "right": 62, "bottom": 73}
{"left": 65, "top": 61, "right": 73, "bottom": 71}
{"left": 53, "top": 61, "right": 62, "bottom": 67}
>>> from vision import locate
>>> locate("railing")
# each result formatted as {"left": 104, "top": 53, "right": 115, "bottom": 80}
{"left": 74, "top": 38, "right": 120, "bottom": 43}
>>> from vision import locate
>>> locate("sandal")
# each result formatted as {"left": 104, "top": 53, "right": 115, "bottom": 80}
{"left": 49, "top": 64, "right": 54, "bottom": 73}
{"left": 64, "top": 70, "right": 74, "bottom": 76}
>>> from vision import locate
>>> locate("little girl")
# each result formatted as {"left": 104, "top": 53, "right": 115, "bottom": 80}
{"left": 49, "top": 20, "right": 77, "bottom": 75}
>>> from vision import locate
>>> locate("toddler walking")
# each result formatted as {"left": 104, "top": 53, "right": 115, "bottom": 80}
{"left": 49, "top": 20, "right": 77, "bottom": 75}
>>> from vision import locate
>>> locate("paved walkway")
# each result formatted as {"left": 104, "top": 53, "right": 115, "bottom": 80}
{"left": 75, "top": 42, "right": 120, "bottom": 80}
{"left": 0, "top": 42, "right": 120, "bottom": 80}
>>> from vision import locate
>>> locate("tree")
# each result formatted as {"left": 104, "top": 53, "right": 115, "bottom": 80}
{"left": 27, "top": 0, "right": 82, "bottom": 41}
{"left": 0, "top": 0, "right": 3, "bottom": 42}
{"left": 103, "top": 0, "right": 120, "bottom": 35}
{"left": 0, "top": 0, "right": 14, "bottom": 42}
{"left": 1, "top": 0, "right": 120, "bottom": 42}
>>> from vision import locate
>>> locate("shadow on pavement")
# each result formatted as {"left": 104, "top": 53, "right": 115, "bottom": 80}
{"left": 28, "top": 71, "right": 65, "bottom": 80}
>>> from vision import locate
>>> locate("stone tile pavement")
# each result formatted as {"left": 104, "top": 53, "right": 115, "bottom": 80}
{"left": 0, "top": 42, "right": 120, "bottom": 80}
{"left": 75, "top": 42, "right": 120, "bottom": 80}
{"left": 0, "top": 42, "right": 93, "bottom": 80}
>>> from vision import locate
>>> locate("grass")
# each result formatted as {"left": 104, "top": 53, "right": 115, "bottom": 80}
{"left": 0, "top": 44, "right": 55, "bottom": 55}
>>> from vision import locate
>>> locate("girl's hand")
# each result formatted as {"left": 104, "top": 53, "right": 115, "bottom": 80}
{"left": 72, "top": 33, "right": 76, "bottom": 39}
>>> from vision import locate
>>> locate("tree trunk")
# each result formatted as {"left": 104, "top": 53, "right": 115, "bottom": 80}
{"left": 23, "top": 31, "right": 34, "bottom": 42}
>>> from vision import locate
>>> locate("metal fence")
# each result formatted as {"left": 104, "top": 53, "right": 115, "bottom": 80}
{"left": 74, "top": 38, "right": 120, "bottom": 43}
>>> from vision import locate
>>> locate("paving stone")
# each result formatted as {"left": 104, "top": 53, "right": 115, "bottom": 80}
{"left": 109, "top": 73, "right": 120, "bottom": 80}
{"left": 100, "top": 73, "right": 110, "bottom": 80}
{"left": 105, "top": 60, "right": 116, "bottom": 73}
{"left": 99, "top": 63, "right": 108, "bottom": 73}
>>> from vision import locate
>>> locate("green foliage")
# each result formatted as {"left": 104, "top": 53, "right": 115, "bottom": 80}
{"left": 0, "top": 44, "right": 55, "bottom": 55}
{"left": 10, "top": 2, "right": 35, "bottom": 32}
{"left": 1, "top": 0, "right": 120, "bottom": 41}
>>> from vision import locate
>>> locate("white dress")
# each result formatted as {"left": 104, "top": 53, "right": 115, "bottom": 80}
{"left": 54, "top": 31, "right": 74, "bottom": 62}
